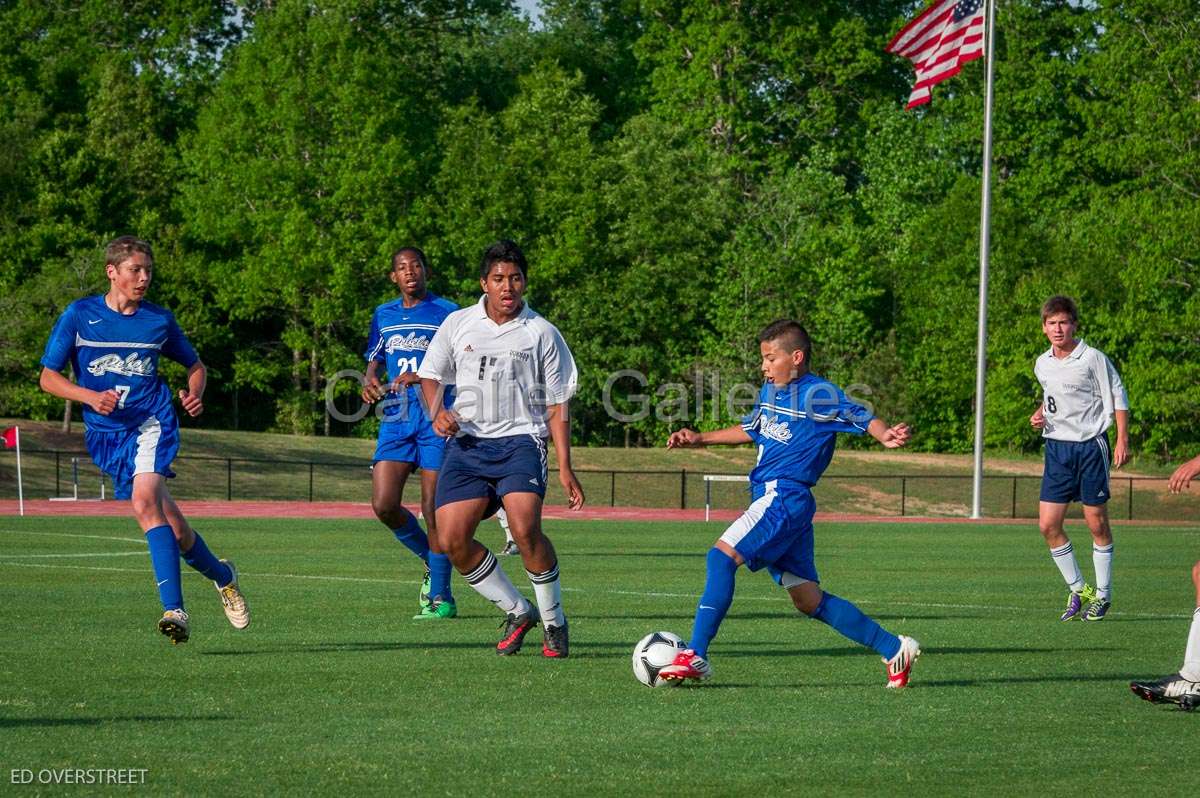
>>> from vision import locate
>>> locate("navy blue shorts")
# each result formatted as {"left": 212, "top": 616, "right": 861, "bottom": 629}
{"left": 373, "top": 412, "right": 445, "bottom": 470}
{"left": 1041, "top": 436, "right": 1111, "bottom": 506}
{"left": 434, "top": 434, "right": 548, "bottom": 513}
{"left": 85, "top": 414, "right": 179, "bottom": 501}
{"left": 720, "top": 481, "right": 819, "bottom": 585}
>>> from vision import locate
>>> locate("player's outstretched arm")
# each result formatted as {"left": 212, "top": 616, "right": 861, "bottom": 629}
{"left": 867, "top": 418, "right": 911, "bottom": 449}
{"left": 547, "top": 402, "right": 584, "bottom": 510}
{"left": 1168, "top": 454, "right": 1200, "bottom": 494}
{"left": 39, "top": 367, "right": 118, "bottom": 415}
{"left": 667, "top": 425, "right": 752, "bottom": 449}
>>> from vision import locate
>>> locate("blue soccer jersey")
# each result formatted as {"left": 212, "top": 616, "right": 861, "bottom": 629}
{"left": 40, "top": 295, "right": 199, "bottom": 433}
{"left": 740, "top": 374, "right": 874, "bottom": 487}
{"left": 364, "top": 292, "right": 458, "bottom": 419}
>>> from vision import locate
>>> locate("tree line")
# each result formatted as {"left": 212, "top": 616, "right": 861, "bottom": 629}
{"left": 1, "top": 0, "right": 1196, "bottom": 455}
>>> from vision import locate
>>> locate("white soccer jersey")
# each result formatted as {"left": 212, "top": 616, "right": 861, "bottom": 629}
{"left": 1034, "top": 340, "right": 1129, "bottom": 442}
{"left": 417, "top": 296, "right": 577, "bottom": 438}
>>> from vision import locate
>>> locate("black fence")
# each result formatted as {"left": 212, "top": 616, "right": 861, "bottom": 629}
{"left": 2, "top": 449, "right": 1198, "bottom": 521}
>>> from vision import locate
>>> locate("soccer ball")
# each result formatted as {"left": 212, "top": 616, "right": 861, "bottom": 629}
{"left": 632, "top": 631, "right": 686, "bottom": 688}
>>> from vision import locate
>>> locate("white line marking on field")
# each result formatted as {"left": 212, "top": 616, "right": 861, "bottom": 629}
{"left": 0, "top": 529, "right": 144, "bottom": 544}
{"left": 0, "top": 561, "right": 397, "bottom": 584}
{"left": 0, "top": 559, "right": 1192, "bottom": 620}
{"left": 1, "top": 551, "right": 144, "bottom": 559}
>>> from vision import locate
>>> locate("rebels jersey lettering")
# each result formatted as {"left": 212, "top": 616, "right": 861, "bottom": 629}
{"left": 365, "top": 293, "right": 458, "bottom": 418}
{"left": 741, "top": 374, "right": 873, "bottom": 487}
{"left": 40, "top": 295, "right": 199, "bottom": 432}
{"left": 1034, "top": 340, "right": 1128, "bottom": 442}
{"left": 418, "top": 296, "right": 577, "bottom": 438}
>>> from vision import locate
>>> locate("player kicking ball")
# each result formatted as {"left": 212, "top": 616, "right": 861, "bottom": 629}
{"left": 1031, "top": 295, "right": 1129, "bottom": 621}
{"left": 361, "top": 247, "right": 460, "bottom": 619}
{"left": 661, "top": 320, "right": 920, "bottom": 687}
{"left": 1129, "top": 453, "right": 1200, "bottom": 710}
{"left": 38, "top": 236, "right": 248, "bottom": 644}
{"left": 419, "top": 240, "right": 584, "bottom": 658}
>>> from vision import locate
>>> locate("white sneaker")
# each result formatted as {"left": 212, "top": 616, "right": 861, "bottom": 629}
{"left": 498, "top": 541, "right": 520, "bottom": 556}
{"left": 158, "top": 608, "right": 190, "bottom": 645}
{"left": 884, "top": 635, "right": 921, "bottom": 688}
{"left": 215, "top": 560, "right": 250, "bottom": 629}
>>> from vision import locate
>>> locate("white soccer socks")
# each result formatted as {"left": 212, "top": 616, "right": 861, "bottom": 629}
{"left": 1050, "top": 541, "right": 1085, "bottom": 592}
{"left": 1181, "top": 607, "right": 1200, "bottom": 682}
{"left": 1093, "top": 543, "right": 1114, "bottom": 600}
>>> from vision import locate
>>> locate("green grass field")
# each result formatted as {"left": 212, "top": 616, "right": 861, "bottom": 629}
{"left": 1, "top": 515, "right": 1197, "bottom": 795}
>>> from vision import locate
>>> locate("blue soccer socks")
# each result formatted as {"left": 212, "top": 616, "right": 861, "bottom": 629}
{"left": 688, "top": 548, "right": 738, "bottom": 658}
{"left": 181, "top": 532, "right": 233, "bottom": 586}
{"left": 145, "top": 525, "right": 183, "bottom": 611}
{"left": 392, "top": 512, "right": 430, "bottom": 562}
{"left": 428, "top": 552, "right": 454, "bottom": 602}
{"left": 812, "top": 591, "right": 901, "bottom": 660}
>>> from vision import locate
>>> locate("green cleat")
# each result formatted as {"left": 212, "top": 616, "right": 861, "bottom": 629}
{"left": 413, "top": 597, "right": 457, "bottom": 620}
{"left": 1060, "top": 584, "right": 1098, "bottom": 621}
{"left": 419, "top": 568, "right": 432, "bottom": 613}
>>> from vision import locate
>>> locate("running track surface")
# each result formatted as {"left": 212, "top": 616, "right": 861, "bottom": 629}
{"left": 4, "top": 499, "right": 1194, "bottom": 525}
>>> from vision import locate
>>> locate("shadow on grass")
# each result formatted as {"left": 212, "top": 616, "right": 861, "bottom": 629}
{"left": 726, "top": 611, "right": 985, "bottom": 622}
{"left": 562, "top": 613, "right": 698, "bottom": 621}
{"left": 201, "top": 641, "right": 488, "bottom": 656}
{"left": 883, "top": 672, "right": 1144, "bottom": 688}
{"left": 569, "top": 552, "right": 706, "bottom": 558}
{"left": 724, "top": 672, "right": 1146, "bottom": 690}
{"left": 716, "top": 644, "right": 1120, "bottom": 658}
{"left": 0, "top": 715, "right": 229, "bottom": 728}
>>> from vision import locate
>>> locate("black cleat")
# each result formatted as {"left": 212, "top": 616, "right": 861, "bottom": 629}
{"left": 496, "top": 605, "right": 538, "bottom": 656}
{"left": 1130, "top": 672, "right": 1200, "bottom": 710}
{"left": 542, "top": 618, "right": 569, "bottom": 659}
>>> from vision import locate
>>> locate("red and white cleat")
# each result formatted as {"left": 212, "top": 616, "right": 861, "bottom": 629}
{"left": 884, "top": 635, "right": 921, "bottom": 688}
{"left": 658, "top": 649, "right": 712, "bottom": 682}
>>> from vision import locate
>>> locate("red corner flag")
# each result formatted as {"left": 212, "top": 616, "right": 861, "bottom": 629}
{"left": 886, "top": 0, "right": 986, "bottom": 109}
{"left": 2, "top": 427, "right": 15, "bottom": 449}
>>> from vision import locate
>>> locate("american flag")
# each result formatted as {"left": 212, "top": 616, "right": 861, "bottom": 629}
{"left": 886, "top": 0, "right": 986, "bottom": 109}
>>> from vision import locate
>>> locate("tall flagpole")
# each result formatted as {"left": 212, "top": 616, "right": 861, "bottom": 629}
{"left": 15, "top": 426, "right": 23, "bottom": 517}
{"left": 971, "top": 0, "right": 997, "bottom": 519}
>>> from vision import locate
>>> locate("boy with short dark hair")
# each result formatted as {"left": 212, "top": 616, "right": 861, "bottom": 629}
{"left": 361, "top": 246, "right": 460, "bottom": 619}
{"left": 1031, "top": 295, "right": 1129, "bottom": 621}
{"left": 419, "top": 240, "right": 584, "bottom": 658}
{"left": 663, "top": 319, "right": 921, "bottom": 687}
